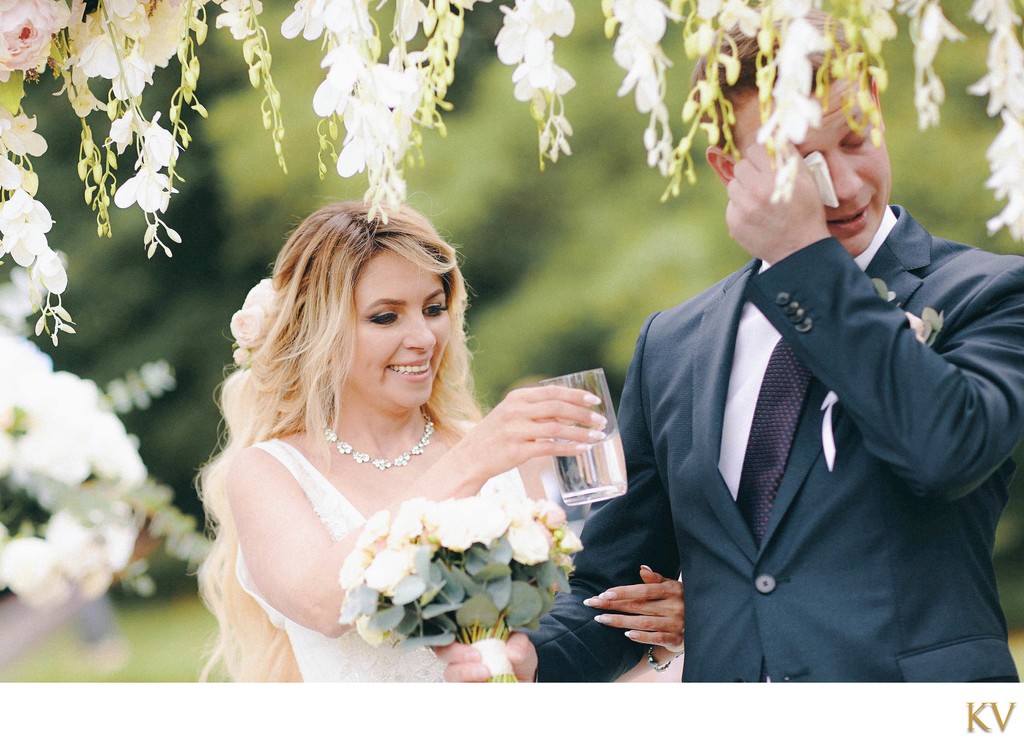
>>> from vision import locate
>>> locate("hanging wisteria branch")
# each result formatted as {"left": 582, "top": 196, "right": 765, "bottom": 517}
{"left": 0, "top": 1, "right": 1021, "bottom": 346}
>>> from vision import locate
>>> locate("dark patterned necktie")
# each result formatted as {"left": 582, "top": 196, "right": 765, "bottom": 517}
{"left": 736, "top": 338, "right": 813, "bottom": 547}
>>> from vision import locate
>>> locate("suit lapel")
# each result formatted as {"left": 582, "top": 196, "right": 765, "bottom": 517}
{"left": 693, "top": 262, "right": 760, "bottom": 563}
{"left": 864, "top": 207, "right": 930, "bottom": 306}
{"left": 756, "top": 207, "right": 930, "bottom": 553}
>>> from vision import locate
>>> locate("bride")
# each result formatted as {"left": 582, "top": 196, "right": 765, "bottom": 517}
{"left": 197, "top": 201, "right": 683, "bottom": 681}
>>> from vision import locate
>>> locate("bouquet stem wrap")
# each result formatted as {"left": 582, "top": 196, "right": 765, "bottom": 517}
{"left": 461, "top": 622, "right": 515, "bottom": 683}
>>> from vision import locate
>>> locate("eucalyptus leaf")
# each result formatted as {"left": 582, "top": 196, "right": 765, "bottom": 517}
{"left": 396, "top": 605, "right": 421, "bottom": 635}
{"left": 429, "top": 613, "right": 458, "bottom": 633}
{"left": 339, "top": 584, "right": 378, "bottom": 624}
{"left": 534, "top": 559, "right": 558, "bottom": 591}
{"left": 427, "top": 561, "right": 447, "bottom": 589}
{"left": 506, "top": 581, "right": 544, "bottom": 627}
{"left": 552, "top": 564, "right": 571, "bottom": 594}
{"left": 392, "top": 574, "right": 428, "bottom": 606}
{"left": 486, "top": 575, "right": 512, "bottom": 610}
{"left": 465, "top": 544, "right": 490, "bottom": 576}
{"left": 490, "top": 536, "right": 514, "bottom": 565}
{"left": 414, "top": 546, "right": 434, "bottom": 578}
{"left": 445, "top": 564, "right": 482, "bottom": 596}
{"left": 456, "top": 592, "right": 501, "bottom": 628}
{"left": 474, "top": 561, "right": 512, "bottom": 582}
{"left": 418, "top": 580, "right": 444, "bottom": 606}
{"left": 871, "top": 277, "right": 895, "bottom": 302}
{"left": 422, "top": 600, "right": 461, "bottom": 618}
{"left": 368, "top": 603, "right": 407, "bottom": 632}
{"left": 519, "top": 617, "right": 542, "bottom": 632}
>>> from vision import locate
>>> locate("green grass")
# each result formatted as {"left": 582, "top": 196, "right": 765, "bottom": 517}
{"left": 0, "top": 594, "right": 217, "bottom": 682}
{"left": 2, "top": 594, "right": 1022, "bottom": 682}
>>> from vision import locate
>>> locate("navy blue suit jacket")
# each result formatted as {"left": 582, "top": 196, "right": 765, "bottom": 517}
{"left": 533, "top": 207, "right": 1024, "bottom": 681}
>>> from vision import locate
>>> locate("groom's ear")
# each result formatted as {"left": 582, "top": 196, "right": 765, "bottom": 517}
{"left": 706, "top": 145, "right": 738, "bottom": 185}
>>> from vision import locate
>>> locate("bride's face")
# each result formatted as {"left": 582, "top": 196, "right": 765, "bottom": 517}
{"left": 343, "top": 251, "right": 451, "bottom": 416}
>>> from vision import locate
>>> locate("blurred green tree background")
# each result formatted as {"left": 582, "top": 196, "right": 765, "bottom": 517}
{"left": 16, "top": 0, "right": 1024, "bottom": 638}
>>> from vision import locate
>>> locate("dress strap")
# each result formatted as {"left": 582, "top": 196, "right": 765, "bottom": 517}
{"left": 252, "top": 439, "right": 365, "bottom": 540}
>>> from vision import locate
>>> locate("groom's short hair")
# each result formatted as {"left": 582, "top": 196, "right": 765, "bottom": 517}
{"left": 689, "top": 8, "right": 849, "bottom": 147}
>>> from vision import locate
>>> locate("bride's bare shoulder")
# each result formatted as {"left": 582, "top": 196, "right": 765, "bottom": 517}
{"left": 229, "top": 434, "right": 308, "bottom": 480}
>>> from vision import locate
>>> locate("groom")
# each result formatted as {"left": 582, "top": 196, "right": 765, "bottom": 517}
{"left": 440, "top": 9, "right": 1024, "bottom": 682}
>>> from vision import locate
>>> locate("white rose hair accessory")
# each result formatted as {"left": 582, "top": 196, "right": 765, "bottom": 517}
{"left": 230, "top": 279, "right": 277, "bottom": 367}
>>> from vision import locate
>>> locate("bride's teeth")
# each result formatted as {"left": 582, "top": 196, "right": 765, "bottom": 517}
{"left": 389, "top": 364, "right": 428, "bottom": 374}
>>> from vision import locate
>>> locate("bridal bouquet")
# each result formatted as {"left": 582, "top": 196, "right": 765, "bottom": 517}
{"left": 0, "top": 328, "right": 206, "bottom": 608}
{"left": 339, "top": 487, "right": 582, "bottom": 682}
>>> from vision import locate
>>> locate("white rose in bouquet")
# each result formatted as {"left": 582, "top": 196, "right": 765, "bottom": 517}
{"left": 355, "top": 614, "right": 388, "bottom": 647}
{"left": 506, "top": 520, "right": 554, "bottom": 566}
{"left": 386, "top": 497, "right": 434, "bottom": 548}
{"left": 340, "top": 488, "right": 583, "bottom": 682}
{"left": 362, "top": 546, "right": 416, "bottom": 596}
{"left": 425, "top": 496, "right": 510, "bottom": 552}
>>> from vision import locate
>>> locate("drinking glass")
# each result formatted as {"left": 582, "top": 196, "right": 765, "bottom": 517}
{"left": 540, "top": 368, "right": 628, "bottom": 505}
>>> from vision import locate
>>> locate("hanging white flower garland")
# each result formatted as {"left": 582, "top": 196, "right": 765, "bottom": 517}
{"left": 0, "top": 0, "right": 1022, "bottom": 345}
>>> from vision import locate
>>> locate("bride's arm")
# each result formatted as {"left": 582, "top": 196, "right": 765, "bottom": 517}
{"left": 409, "top": 385, "right": 607, "bottom": 500}
{"left": 228, "top": 385, "right": 606, "bottom": 638}
{"left": 227, "top": 447, "right": 357, "bottom": 637}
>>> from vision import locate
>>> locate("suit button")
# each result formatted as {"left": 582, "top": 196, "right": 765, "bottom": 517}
{"left": 785, "top": 300, "right": 800, "bottom": 314}
{"left": 795, "top": 317, "right": 813, "bottom": 333}
{"left": 775, "top": 292, "right": 791, "bottom": 306}
{"left": 755, "top": 574, "right": 776, "bottom": 594}
{"left": 788, "top": 307, "right": 805, "bottom": 321}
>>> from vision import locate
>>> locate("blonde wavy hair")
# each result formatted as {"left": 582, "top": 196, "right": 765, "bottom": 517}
{"left": 196, "top": 201, "right": 481, "bottom": 681}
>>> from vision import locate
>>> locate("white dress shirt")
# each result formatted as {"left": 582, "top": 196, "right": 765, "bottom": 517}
{"left": 718, "top": 207, "right": 898, "bottom": 500}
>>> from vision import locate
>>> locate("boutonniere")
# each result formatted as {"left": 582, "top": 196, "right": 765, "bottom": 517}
{"left": 871, "top": 278, "right": 944, "bottom": 347}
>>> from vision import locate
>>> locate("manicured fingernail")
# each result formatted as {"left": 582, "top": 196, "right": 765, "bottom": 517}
{"left": 640, "top": 564, "right": 652, "bottom": 572}
{"left": 584, "top": 393, "right": 602, "bottom": 405}
{"left": 588, "top": 430, "right": 607, "bottom": 442}
{"left": 574, "top": 444, "right": 590, "bottom": 453}
{"left": 590, "top": 413, "right": 607, "bottom": 427}
{"left": 594, "top": 614, "right": 611, "bottom": 624}
{"left": 624, "top": 631, "right": 640, "bottom": 639}
{"left": 599, "top": 591, "right": 616, "bottom": 600}
{"left": 583, "top": 597, "right": 600, "bottom": 607}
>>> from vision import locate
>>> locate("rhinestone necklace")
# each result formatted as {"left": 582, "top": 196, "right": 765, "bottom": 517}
{"left": 324, "top": 415, "right": 434, "bottom": 471}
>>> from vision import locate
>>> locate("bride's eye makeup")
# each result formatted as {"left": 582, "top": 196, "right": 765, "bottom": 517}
{"left": 369, "top": 311, "right": 398, "bottom": 325}
{"left": 424, "top": 304, "right": 448, "bottom": 317}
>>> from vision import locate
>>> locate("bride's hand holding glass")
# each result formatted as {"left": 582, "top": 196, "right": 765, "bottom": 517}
{"left": 419, "top": 384, "right": 607, "bottom": 499}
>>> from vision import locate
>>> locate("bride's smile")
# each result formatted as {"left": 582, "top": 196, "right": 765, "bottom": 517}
{"left": 343, "top": 250, "right": 451, "bottom": 419}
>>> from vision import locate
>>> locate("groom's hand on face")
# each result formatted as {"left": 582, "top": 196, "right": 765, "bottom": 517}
{"left": 435, "top": 633, "right": 538, "bottom": 682}
{"left": 725, "top": 143, "right": 830, "bottom": 264}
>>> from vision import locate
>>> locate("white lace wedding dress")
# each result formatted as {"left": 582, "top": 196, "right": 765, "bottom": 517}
{"left": 235, "top": 438, "right": 526, "bottom": 682}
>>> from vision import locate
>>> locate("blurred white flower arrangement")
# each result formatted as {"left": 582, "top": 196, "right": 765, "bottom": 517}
{"left": 0, "top": 314, "right": 206, "bottom": 609}
{"left": 0, "top": 1, "right": 1021, "bottom": 346}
